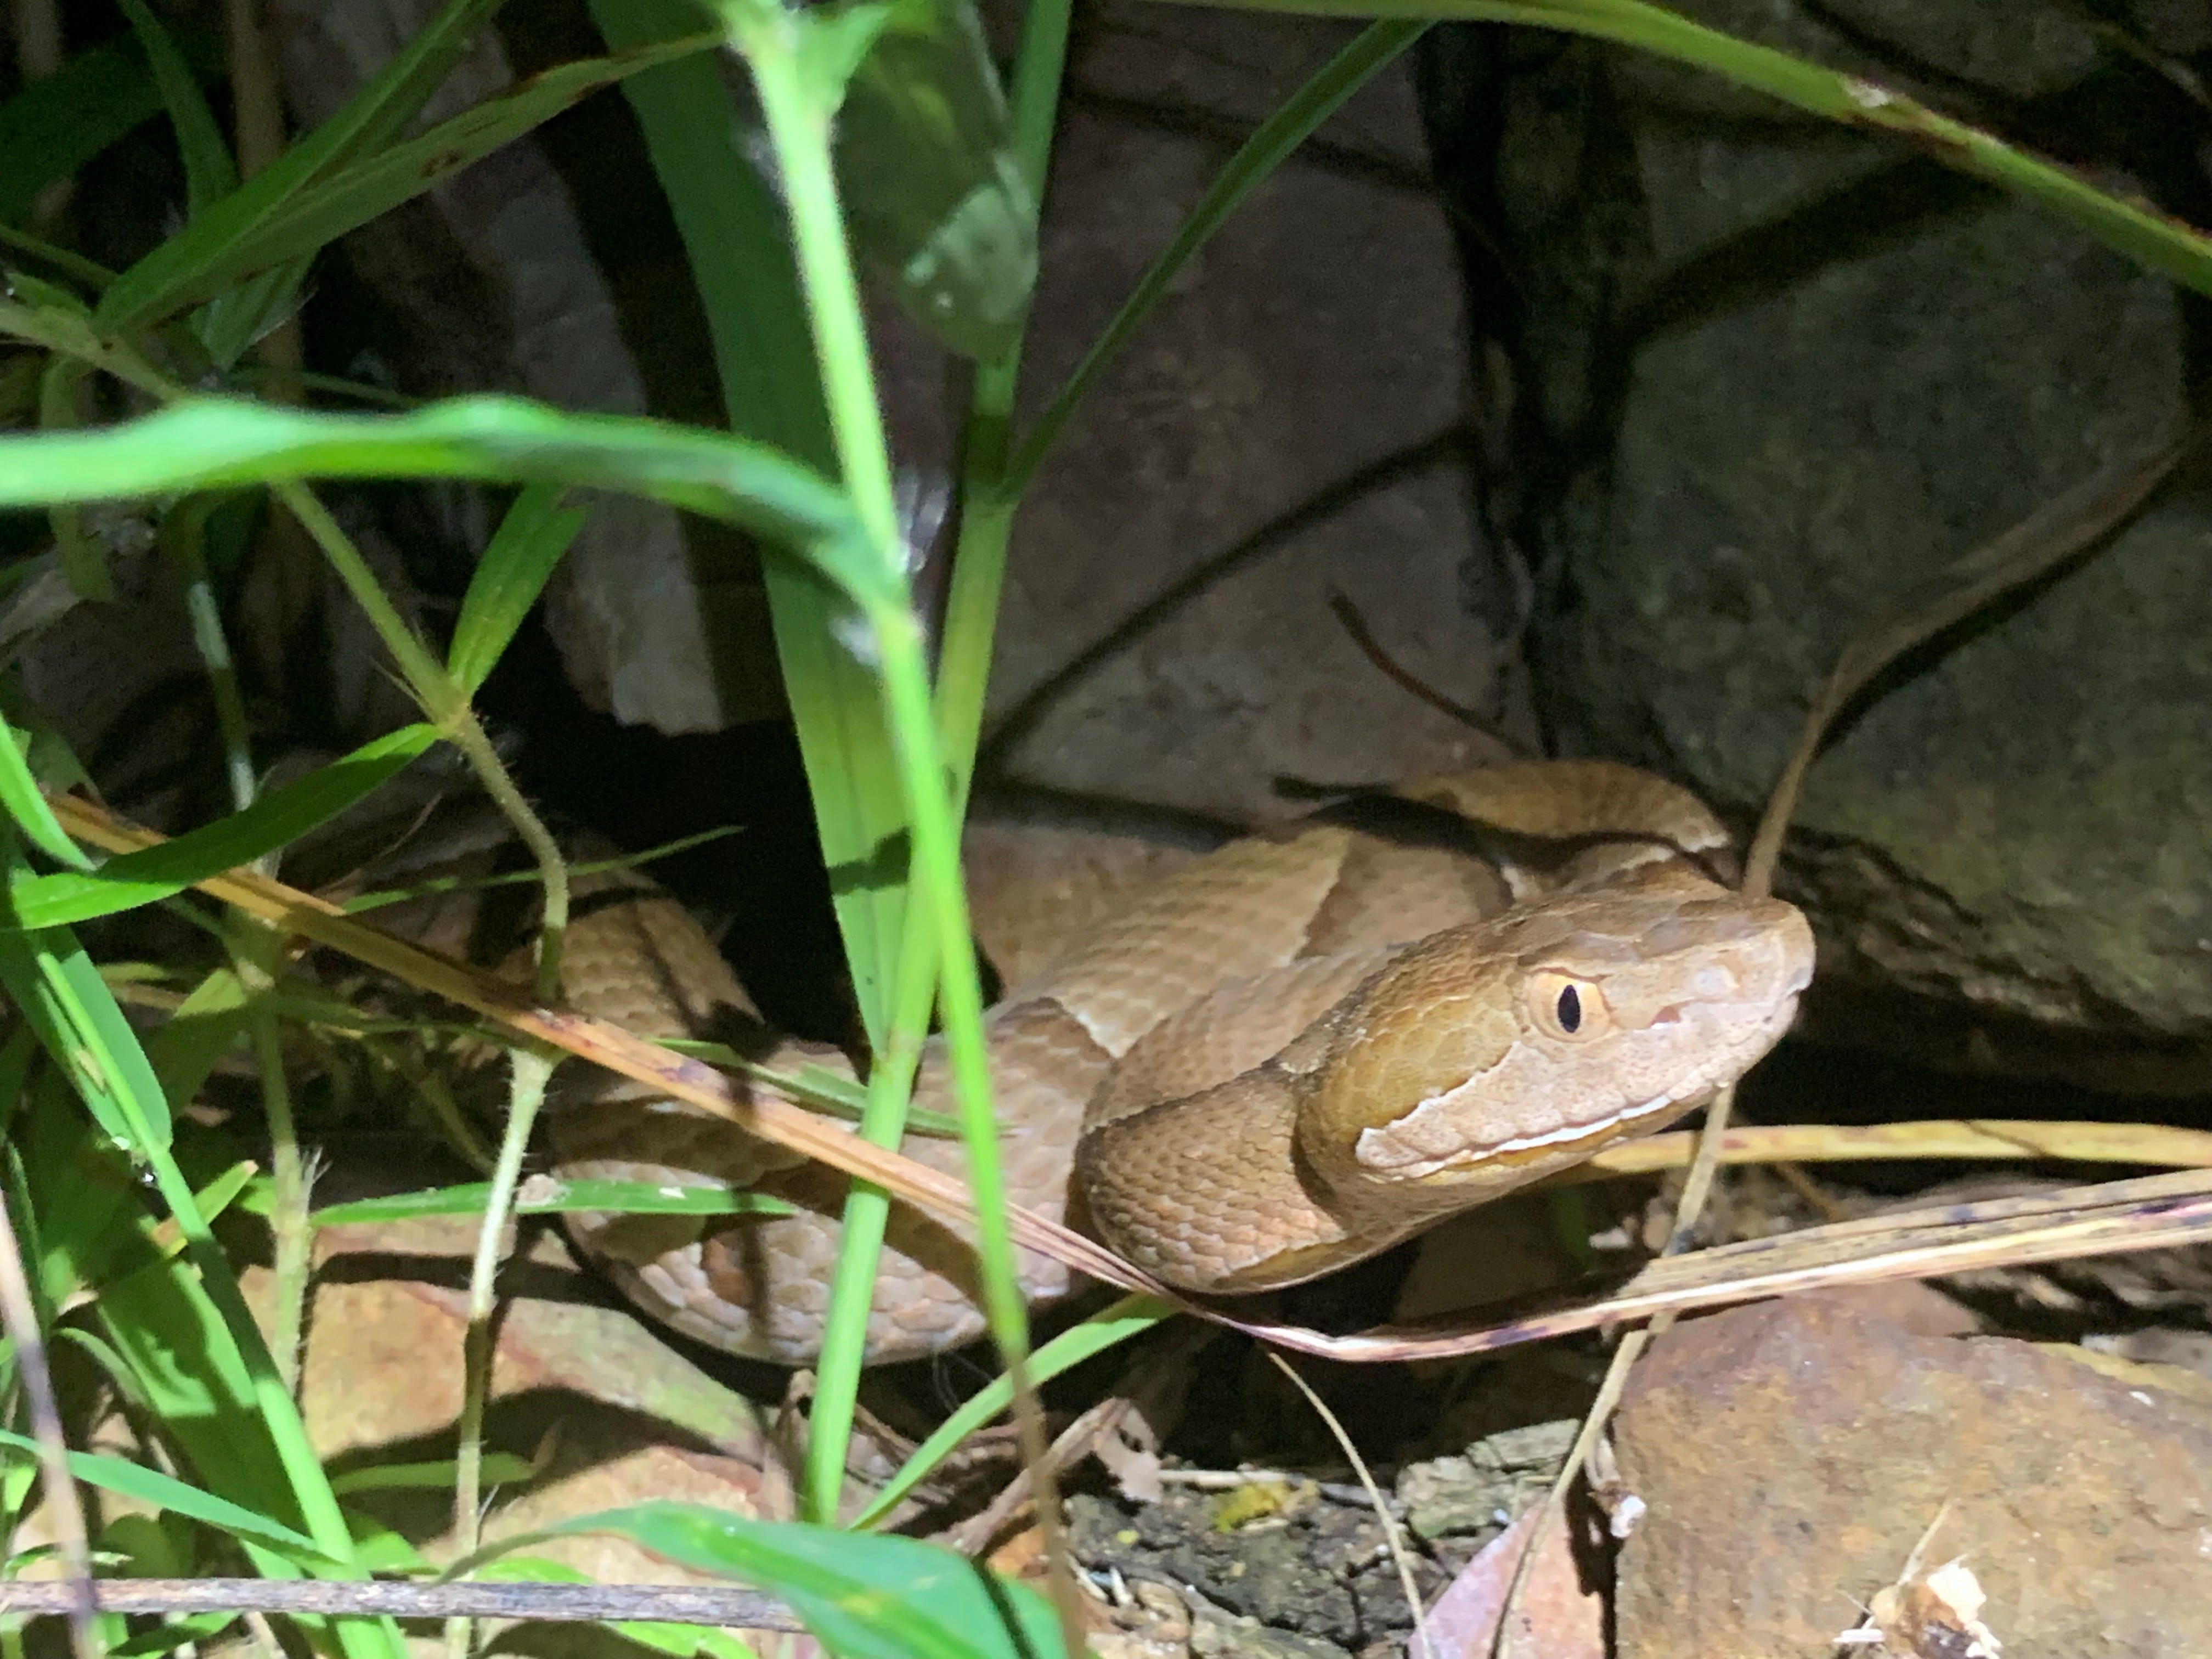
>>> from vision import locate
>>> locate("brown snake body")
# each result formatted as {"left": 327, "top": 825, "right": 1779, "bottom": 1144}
{"left": 547, "top": 761, "right": 1814, "bottom": 1364}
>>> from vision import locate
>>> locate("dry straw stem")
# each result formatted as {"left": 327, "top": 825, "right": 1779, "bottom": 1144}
{"left": 1570, "top": 1119, "right": 2212, "bottom": 1180}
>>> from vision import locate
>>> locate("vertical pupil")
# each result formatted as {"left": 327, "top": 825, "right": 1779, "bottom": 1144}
{"left": 1557, "top": 985, "right": 1582, "bottom": 1033}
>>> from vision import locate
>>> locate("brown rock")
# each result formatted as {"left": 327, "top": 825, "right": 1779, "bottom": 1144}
{"left": 981, "top": 1, "right": 1527, "bottom": 820}
{"left": 241, "top": 1217, "right": 822, "bottom": 1577}
{"left": 1613, "top": 1290, "right": 2212, "bottom": 1657}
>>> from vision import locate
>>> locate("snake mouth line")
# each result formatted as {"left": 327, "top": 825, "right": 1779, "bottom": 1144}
{"left": 1479, "top": 1088, "right": 1686, "bottom": 1160}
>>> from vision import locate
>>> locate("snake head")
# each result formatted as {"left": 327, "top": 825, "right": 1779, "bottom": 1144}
{"left": 1301, "top": 867, "right": 1815, "bottom": 1197}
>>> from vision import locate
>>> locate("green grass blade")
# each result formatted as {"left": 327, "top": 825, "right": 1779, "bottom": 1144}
{"left": 0, "top": 899, "right": 383, "bottom": 1655}
{"left": 142, "top": 966, "right": 251, "bottom": 1110}
{"left": 0, "top": 397, "right": 885, "bottom": 602}
{"left": 13, "top": 1090, "right": 138, "bottom": 1310}
{"left": 115, "top": 0, "right": 238, "bottom": 217}
{"left": 328, "top": 1453, "right": 532, "bottom": 1495}
{"left": 1164, "top": 0, "right": 2212, "bottom": 298}
{"left": 1004, "top": 17, "right": 1424, "bottom": 495}
{"left": 94, "top": 0, "right": 507, "bottom": 329}
{"left": 310, "top": 1180, "right": 796, "bottom": 1226}
{"left": 591, "top": 0, "right": 837, "bottom": 464}
{"left": 0, "top": 1429, "right": 327, "bottom": 1559}
{"left": 594, "top": 0, "right": 912, "bottom": 1046}
{"left": 852, "top": 1293, "right": 1172, "bottom": 1530}
{"left": 21, "top": 1099, "right": 404, "bottom": 1657}
{"left": 448, "top": 485, "right": 589, "bottom": 693}
{"left": 112, "top": 0, "right": 286, "bottom": 369}
{"left": 765, "top": 604, "right": 911, "bottom": 1045}
{"left": 0, "top": 717, "right": 93, "bottom": 870}
{"left": 837, "top": 0, "right": 1037, "bottom": 358}
{"left": 130, "top": 33, "right": 716, "bottom": 323}
{"left": 5, "top": 724, "right": 438, "bottom": 927}
{"left": 0, "top": 927, "right": 176, "bottom": 1151}
{"left": 488, "top": 1503, "right": 1063, "bottom": 1659}
{"left": 86, "top": 1254, "right": 410, "bottom": 1659}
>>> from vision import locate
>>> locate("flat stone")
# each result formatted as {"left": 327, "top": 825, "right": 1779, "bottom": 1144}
{"left": 1612, "top": 1289, "right": 2212, "bottom": 1657}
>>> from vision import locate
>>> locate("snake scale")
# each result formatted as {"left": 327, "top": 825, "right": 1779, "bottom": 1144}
{"left": 543, "top": 761, "right": 1814, "bottom": 1364}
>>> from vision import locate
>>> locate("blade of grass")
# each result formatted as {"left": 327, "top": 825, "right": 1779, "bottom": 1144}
{"left": 464, "top": 1503, "right": 1062, "bottom": 1659}
{"left": 0, "top": 396, "right": 881, "bottom": 600}
{"left": 0, "top": 924, "right": 177, "bottom": 1152}
{"left": 0, "top": 851, "right": 383, "bottom": 1659}
{"left": 0, "top": 716, "right": 93, "bottom": 871}
{"left": 133, "top": 33, "right": 717, "bottom": 322}
{"left": 588, "top": 0, "right": 915, "bottom": 1056}
{"left": 116, "top": 0, "right": 237, "bottom": 215}
{"left": 851, "top": 1293, "right": 1172, "bottom": 1529}
{"left": 0, "top": 1430, "right": 326, "bottom": 1559}
{"left": 448, "top": 485, "right": 589, "bottom": 693}
{"left": 836, "top": 0, "right": 1037, "bottom": 359}
{"left": 94, "top": 0, "right": 507, "bottom": 330}
{"left": 1001, "top": 16, "right": 1426, "bottom": 497}
{"left": 1158, "top": 0, "right": 2212, "bottom": 299}
{"left": 702, "top": 15, "right": 1086, "bottom": 1609}
{"left": 10, "top": 1029, "right": 402, "bottom": 1659}
{"left": 807, "top": 0, "right": 1071, "bottom": 1532}
{"left": 595, "top": 0, "right": 941, "bottom": 1532}
{"left": 4, "top": 724, "right": 439, "bottom": 926}
{"left": 309, "top": 1181, "right": 796, "bottom": 1226}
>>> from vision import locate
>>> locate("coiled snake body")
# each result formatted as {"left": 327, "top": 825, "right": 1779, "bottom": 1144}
{"left": 547, "top": 761, "right": 1814, "bottom": 1364}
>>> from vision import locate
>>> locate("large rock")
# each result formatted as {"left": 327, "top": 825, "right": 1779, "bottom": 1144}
{"left": 981, "top": 0, "right": 1528, "bottom": 821}
{"left": 1612, "top": 1288, "right": 2212, "bottom": 1658}
{"left": 1498, "top": 0, "right": 2212, "bottom": 1081}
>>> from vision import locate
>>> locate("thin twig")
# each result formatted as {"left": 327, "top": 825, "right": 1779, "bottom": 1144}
{"left": 1739, "top": 424, "right": 2204, "bottom": 893}
{"left": 943, "top": 1397, "right": 1132, "bottom": 1557}
{"left": 1325, "top": 589, "right": 1522, "bottom": 754}
{"left": 0, "top": 1186, "right": 96, "bottom": 1659}
{"left": 1265, "top": 1353, "right": 1432, "bottom": 1659}
{"left": 0, "top": 1579, "right": 799, "bottom": 1631}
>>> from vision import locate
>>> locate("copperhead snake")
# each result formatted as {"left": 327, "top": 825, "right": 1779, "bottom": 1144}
{"left": 544, "top": 760, "right": 1815, "bottom": 1364}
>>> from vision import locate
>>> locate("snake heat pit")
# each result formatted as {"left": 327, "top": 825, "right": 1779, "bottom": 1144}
{"left": 546, "top": 760, "right": 1814, "bottom": 1364}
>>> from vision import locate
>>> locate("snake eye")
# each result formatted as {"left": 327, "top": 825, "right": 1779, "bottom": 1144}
{"left": 1530, "top": 972, "right": 1607, "bottom": 1040}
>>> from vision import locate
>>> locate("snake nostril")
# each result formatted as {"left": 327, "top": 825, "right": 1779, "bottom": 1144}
{"left": 1689, "top": 964, "right": 1737, "bottom": 999}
